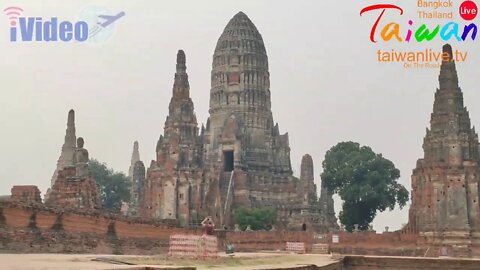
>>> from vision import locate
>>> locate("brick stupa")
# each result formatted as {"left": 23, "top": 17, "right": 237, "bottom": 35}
{"left": 409, "top": 44, "right": 480, "bottom": 249}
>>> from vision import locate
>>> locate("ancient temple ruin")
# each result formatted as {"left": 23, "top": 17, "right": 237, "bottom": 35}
{"left": 10, "top": 186, "right": 42, "bottom": 205}
{"left": 138, "top": 49, "right": 205, "bottom": 224}
{"left": 135, "top": 12, "right": 338, "bottom": 232}
{"left": 289, "top": 154, "right": 338, "bottom": 231}
{"left": 408, "top": 44, "right": 480, "bottom": 245}
{"left": 32, "top": 12, "right": 337, "bottom": 232}
{"left": 44, "top": 109, "right": 77, "bottom": 201}
{"left": 44, "top": 110, "right": 100, "bottom": 210}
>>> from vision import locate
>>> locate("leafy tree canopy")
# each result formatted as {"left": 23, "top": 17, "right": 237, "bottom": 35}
{"left": 89, "top": 159, "right": 131, "bottom": 211}
{"left": 234, "top": 208, "right": 277, "bottom": 231}
{"left": 321, "top": 141, "right": 409, "bottom": 232}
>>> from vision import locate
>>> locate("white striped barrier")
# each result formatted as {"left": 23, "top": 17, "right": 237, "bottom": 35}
{"left": 168, "top": 234, "right": 218, "bottom": 259}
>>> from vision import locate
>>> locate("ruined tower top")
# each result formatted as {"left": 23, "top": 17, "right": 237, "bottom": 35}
{"left": 128, "top": 141, "right": 141, "bottom": 178}
{"left": 158, "top": 50, "right": 199, "bottom": 150}
{"left": 177, "top": 49, "right": 186, "bottom": 70}
{"left": 166, "top": 50, "right": 197, "bottom": 124}
{"left": 67, "top": 109, "right": 75, "bottom": 127}
{"left": 443, "top": 44, "right": 453, "bottom": 60}
{"left": 300, "top": 154, "right": 314, "bottom": 181}
{"left": 65, "top": 109, "right": 76, "bottom": 150}
{"left": 214, "top": 11, "right": 266, "bottom": 54}
{"left": 423, "top": 44, "right": 479, "bottom": 164}
{"left": 48, "top": 109, "right": 77, "bottom": 190}
{"left": 210, "top": 11, "right": 270, "bottom": 110}
{"left": 438, "top": 43, "right": 458, "bottom": 93}
{"left": 210, "top": 10, "right": 270, "bottom": 98}
{"left": 172, "top": 49, "right": 191, "bottom": 100}
{"left": 300, "top": 153, "right": 317, "bottom": 206}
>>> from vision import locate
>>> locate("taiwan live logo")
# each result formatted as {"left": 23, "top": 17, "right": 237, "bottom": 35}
{"left": 4, "top": 6, "right": 125, "bottom": 42}
{"left": 359, "top": 0, "right": 480, "bottom": 43}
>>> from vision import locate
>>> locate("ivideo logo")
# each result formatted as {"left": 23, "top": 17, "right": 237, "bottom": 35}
{"left": 4, "top": 6, "right": 125, "bottom": 42}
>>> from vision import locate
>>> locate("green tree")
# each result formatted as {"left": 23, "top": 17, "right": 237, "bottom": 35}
{"left": 321, "top": 141, "right": 409, "bottom": 232}
{"left": 234, "top": 208, "right": 277, "bottom": 231}
{"left": 89, "top": 159, "right": 131, "bottom": 211}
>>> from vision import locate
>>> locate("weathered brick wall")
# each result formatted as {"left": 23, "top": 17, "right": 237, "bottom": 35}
{"left": 3, "top": 206, "right": 32, "bottom": 228}
{"left": 0, "top": 202, "right": 318, "bottom": 255}
{"left": 327, "top": 231, "right": 419, "bottom": 245}
{"left": 2, "top": 202, "right": 479, "bottom": 257}
{"left": 61, "top": 212, "right": 111, "bottom": 234}
{"left": 0, "top": 202, "right": 195, "bottom": 254}
{"left": 35, "top": 211, "right": 57, "bottom": 230}
{"left": 326, "top": 231, "right": 426, "bottom": 257}
{"left": 10, "top": 186, "right": 41, "bottom": 204}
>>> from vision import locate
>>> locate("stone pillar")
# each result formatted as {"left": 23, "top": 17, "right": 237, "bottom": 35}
{"left": 128, "top": 141, "right": 141, "bottom": 178}
{"left": 129, "top": 160, "right": 145, "bottom": 215}
{"left": 319, "top": 177, "right": 339, "bottom": 231}
{"left": 300, "top": 154, "right": 316, "bottom": 205}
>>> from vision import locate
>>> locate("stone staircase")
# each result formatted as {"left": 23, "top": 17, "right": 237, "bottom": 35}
{"left": 219, "top": 171, "right": 234, "bottom": 226}
{"left": 219, "top": 172, "right": 231, "bottom": 203}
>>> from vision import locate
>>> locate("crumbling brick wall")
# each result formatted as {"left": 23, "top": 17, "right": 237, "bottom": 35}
{"left": 225, "top": 231, "right": 314, "bottom": 252}
{"left": 0, "top": 202, "right": 199, "bottom": 254}
{"left": 2, "top": 202, "right": 478, "bottom": 257}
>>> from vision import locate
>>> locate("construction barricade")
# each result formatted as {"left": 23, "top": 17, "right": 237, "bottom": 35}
{"left": 168, "top": 234, "right": 218, "bottom": 259}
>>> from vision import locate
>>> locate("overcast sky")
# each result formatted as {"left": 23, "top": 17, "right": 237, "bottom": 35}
{"left": 1, "top": 0, "right": 479, "bottom": 231}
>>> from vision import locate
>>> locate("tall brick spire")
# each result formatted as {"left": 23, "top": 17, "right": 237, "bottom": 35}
{"left": 156, "top": 50, "right": 200, "bottom": 168}
{"left": 423, "top": 44, "right": 479, "bottom": 164}
{"left": 128, "top": 141, "right": 141, "bottom": 178}
{"left": 162, "top": 50, "right": 198, "bottom": 140}
{"left": 49, "top": 109, "right": 77, "bottom": 188}
{"left": 409, "top": 44, "right": 480, "bottom": 244}
{"left": 142, "top": 50, "right": 203, "bottom": 223}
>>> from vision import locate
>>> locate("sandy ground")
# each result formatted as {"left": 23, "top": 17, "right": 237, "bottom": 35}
{"left": 0, "top": 253, "right": 338, "bottom": 270}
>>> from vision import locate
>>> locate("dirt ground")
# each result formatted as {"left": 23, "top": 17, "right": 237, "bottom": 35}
{"left": 0, "top": 253, "right": 337, "bottom": 270}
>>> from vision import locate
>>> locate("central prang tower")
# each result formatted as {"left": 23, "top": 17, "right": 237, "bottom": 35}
{"left": 201, "top": 12, "right": 317, "bottom": 229}
{"left": 205, "top": 11, "right": 291, "bottom": 173}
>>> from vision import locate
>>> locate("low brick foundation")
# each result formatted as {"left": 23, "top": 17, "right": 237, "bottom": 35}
{"left": 0, "top": 202, "right": 200, "bottom": 254}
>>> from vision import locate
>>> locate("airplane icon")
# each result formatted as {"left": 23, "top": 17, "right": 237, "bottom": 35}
{"left": 88, "top": 11, "right": 126, "bottom": 39}
{"left": 97, "top": 11, "right": 126, "bottom": 28}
